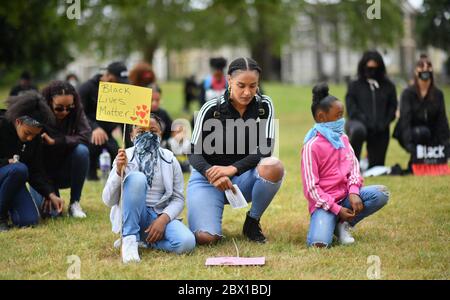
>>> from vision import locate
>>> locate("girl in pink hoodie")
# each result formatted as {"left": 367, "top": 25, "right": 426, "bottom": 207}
{"left": 301, "top": 83, "right": 389, "bottom": 248}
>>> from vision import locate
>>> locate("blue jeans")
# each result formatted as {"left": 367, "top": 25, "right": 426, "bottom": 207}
{"left": 307, "top": 185, "right": 390, "bottom": 247}
{"left": 0, "top": 163, "right": 40, "bottom": 226}
{"left": 31, "top": 144, "right": 89, "bottom": 212}
{"left": 187, "top": 167, "right": 283, "bottom": 236}
{"left": 122, "top": 172, "right": 196, "bottom": 254}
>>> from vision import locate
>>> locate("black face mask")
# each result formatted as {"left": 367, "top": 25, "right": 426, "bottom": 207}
{"left": 365, "top": 66, "right": 378, "bottom": 79}
{"left": 418, "top": 71, "right": 432, "bottom": 81}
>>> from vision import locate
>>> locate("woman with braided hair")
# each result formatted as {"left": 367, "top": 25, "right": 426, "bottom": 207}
{"left": 187, "top": 57, "right": 284, "bottom": 245}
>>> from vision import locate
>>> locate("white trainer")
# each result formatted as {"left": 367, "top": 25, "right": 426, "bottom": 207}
{"left": 69, "top": 202, "right": 87, "bottom": 218}
{"left": 336, "top": 222, "right": 355, "bottom": 245}
{"left": 122, "top": 235, "right": 141, "bottom": 264}
{"left": 114, "top": 238, "right": 148, "bottom": 249}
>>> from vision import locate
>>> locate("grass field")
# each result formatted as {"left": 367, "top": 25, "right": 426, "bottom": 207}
{"left": 0, "top": 82, "right": 449, "bottom": 280}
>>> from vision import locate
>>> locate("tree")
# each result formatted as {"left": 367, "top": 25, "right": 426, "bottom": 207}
{"left": 79, "top": 0, "right": 303, "bottom": 80}
{"left": 0, "top": 0, "right": 78, "bottom": 82}
{"left": 416, "top": 0, "right": 450, "bottom": 52}
{"left": 79, "top": 0, "right": 198, "bottom": 64}
{"left": 303, "top": 0, "right": 404, "bottom": 82}
{"left": 196, "top": 0, "right": 302, "bottom": 81}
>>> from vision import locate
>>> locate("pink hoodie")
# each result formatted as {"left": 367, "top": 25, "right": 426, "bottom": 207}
{"left": 301, "top": 132, "right": 363, "bottom": 216}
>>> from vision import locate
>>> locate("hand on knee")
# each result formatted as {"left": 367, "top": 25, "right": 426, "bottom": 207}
{"left": 257, "top": 157, "right": 284, "bottom": 183}
{"left": 195, "top": 231, "right": 221, "bottom": 245}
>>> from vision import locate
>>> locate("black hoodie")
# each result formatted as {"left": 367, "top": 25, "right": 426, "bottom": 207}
{"left": 0, "top": 117, "right": 54, "bottom": 197}
{"left": 42, "top": 98, "right": 92, "bottom": 174}
{"left": 346, "top": 78, "right": 398, "bottom": 133}
{"left": 393, "top": 85, "right": 450, "bottom": 150}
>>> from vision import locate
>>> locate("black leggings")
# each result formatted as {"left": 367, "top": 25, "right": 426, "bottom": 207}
{"left": 396, "top": 125, "right": 432, "bottom": 153}
{"left": 346, "top": 120, "right": 390, "bottom": 168}
{"left": 399, "top": 125, "right": 449, "bottom": 162}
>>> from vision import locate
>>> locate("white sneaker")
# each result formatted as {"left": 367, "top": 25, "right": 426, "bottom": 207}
{"left": 122, "top": 235, "right": 141, "bottom": 264}
{"left": 114, "top": 238, "right": 148, "bottom": 249}
{"left": 336, "top": 222, "right": 355, "bottom": 245}
{"left": 69, "top": 202, "right": 87, "bottom": 218}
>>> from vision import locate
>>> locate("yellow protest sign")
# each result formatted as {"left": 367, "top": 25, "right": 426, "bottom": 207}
{"left": 96, "top": 82, "right": 152, "bottom": 126}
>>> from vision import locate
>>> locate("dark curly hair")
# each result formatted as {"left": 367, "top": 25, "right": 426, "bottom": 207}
{"left": 41, "top": 80, "right": 84, "bottom": 131}
{"left": 210, "top": 57, "right": 227, "bottom": 71}
{"left": 5, "top": 91, "right": 55, "bottom": 127}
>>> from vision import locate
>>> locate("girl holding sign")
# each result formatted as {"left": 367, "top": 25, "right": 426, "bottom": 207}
{"left": 0, "top": 92, "right": 64, "bottom": 231}
{"left": 29, "top": 81, "right": 91, "bottom": 218}
{"left": 102, "top": 114, "right": 195, "bottom": 263}
{"left": 187, "top": 57, "right": 284, "bottom": 245}
{"left": 301, "top": 83, "right": 389, "bottom": 248}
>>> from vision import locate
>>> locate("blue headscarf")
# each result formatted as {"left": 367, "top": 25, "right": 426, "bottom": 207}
{"left": 303, "top": 118, "right": 346, "bottom": 149}
{"left": 132, "top": 131, "right": 161, "bottom": 188}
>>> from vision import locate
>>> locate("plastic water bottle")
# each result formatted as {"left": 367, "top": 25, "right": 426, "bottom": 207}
{"left": 99, "top": 149, "right": 111, "bottom": 181}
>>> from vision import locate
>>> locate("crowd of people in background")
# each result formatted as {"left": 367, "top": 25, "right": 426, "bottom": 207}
{"left": 0, "top": 51, "right": 448, "bottom": 263}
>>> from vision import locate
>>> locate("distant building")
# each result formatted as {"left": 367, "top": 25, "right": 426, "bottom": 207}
{"left": 281, "top": 0, "right": 447, "bottom": 85}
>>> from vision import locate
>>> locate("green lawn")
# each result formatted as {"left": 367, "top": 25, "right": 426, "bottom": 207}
{"left": 0, "top": 82, "right": 449, "bottom": 279}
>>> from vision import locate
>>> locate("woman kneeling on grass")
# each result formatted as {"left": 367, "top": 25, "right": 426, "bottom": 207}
{"left": 187, "top": 57, "right": 284, "bottom": 245}
{"left": 301, "top": 83, "right": 389, "bottom": 248}
{"left": 0, "top": 92, "right": 64, "bottom": 231}
{"left": 102, "top": 114, "right": 195, "bottom": 264}
{"left": 30, "top": 80, "right": 91, "bottom": 218}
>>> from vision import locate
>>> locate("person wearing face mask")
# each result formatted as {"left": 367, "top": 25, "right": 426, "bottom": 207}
{"left": 393, "top": 55, "right": 450, "bottom": 169}
{"left": 0, "top": 92, "right": 64, "bottom": 232}
{"left": 102, "top": 114, "right": 195, "bottom": 264}
{"left": 345, "top": 50, "right": 398, "bottom": 168}
{"left": 29, "top": 81, "right": 91, "bottom": 218}
{"left": 302, "top": 83, "right": 389, "bottom": 248}
{"left": 187, "top": 57, "right": 285, "bottom": 245}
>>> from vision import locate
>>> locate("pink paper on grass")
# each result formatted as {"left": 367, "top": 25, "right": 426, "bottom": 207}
{"left": 205, "top": 257, "right": 265, "bottom": 266}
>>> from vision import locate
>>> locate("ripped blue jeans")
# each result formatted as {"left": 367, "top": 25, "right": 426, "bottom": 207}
{"left": 187, "top": 167, "right": 283, "bottom": 237}
{"left": 307, "top": 185, "right": 390, "bottom": 247}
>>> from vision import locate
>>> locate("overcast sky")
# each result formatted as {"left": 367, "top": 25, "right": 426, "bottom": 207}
{"left": 408, "top": 0, "right": 423, "bottom": 9}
